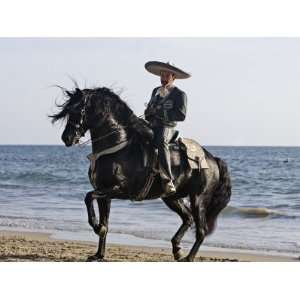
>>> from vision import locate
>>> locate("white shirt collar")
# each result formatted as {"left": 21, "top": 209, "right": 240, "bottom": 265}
{"left": 155, "top": 85, "right": 175, "bottom": 98}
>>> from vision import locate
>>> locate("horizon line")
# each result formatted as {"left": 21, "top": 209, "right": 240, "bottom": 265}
{"left": 1, "top": 144, "right": 300, "bottom": 147}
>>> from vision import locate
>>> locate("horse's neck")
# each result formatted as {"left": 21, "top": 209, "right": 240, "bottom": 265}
{"left": 90, "top": 116, "right": 130, "bottom": 154}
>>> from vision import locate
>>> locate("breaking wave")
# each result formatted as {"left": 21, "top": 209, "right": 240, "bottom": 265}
{"left": 222, "top": 206, "right": 297, "bottom": 219}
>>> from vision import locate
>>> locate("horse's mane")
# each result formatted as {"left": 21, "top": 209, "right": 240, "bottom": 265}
{"left": 49, "top": 86, "right": 134, "bottom": 124}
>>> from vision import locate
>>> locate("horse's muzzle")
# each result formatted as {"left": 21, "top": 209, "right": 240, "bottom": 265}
{"left": 62, "top": 130, "right": 75, "bottom": 147}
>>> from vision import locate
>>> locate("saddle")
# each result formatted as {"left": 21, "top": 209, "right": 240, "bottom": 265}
{"left": 136, "top": 131, "right": 209, "bottom": 200}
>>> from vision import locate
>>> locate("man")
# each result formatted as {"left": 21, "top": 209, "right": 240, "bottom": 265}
{"left": 144, "top": 61, "right": 191, "bottom": 196}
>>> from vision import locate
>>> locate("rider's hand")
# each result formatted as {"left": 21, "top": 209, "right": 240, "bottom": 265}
{"left": 145, "top": 106, "right": 156, "bottom": 116}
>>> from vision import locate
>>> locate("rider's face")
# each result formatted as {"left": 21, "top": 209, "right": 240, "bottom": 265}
{"left": 160, "top": 71, "right": 175, "bottom": 87}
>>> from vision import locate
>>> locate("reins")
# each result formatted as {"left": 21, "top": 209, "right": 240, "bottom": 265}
{"left": 77, "top": 114, "right": 145, "bottom": 147}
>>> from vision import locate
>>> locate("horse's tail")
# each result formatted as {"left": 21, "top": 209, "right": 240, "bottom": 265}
{"left": 205, "top": 157, "right": 232, "bottom": 236}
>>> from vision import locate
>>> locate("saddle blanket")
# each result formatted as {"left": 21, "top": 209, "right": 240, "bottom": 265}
{"left": 174, "top": 138, "right": 209, "bottom": 169}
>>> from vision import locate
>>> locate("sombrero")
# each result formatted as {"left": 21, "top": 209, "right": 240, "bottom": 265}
{"left": 145, "top": 61, "right": 191, "bottom": 79}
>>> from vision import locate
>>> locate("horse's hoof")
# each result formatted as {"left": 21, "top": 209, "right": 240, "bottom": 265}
{"left": 178, "top": 257, "right": 188, "bottom": 262}
{"left": 86, "top": 255, "right": 106, "bottom": 262}
{"left": 178, "top": 256, "right": 192, "bottom": 262}
{"left": 174, "top": 250, "right": 184, "bottom": 261}
{"left": 86, "top": 255, "right": 98, "bottom": 261}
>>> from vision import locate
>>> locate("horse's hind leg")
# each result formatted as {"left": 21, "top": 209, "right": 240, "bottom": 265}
{"left": 87, "top": 197, "right": 111, "bottom": 262}
{"left": 163, "top": 198, "right": 194, "bottom": 261}
{"left": 183, "top": 194, "right": 208, "bottom": 262}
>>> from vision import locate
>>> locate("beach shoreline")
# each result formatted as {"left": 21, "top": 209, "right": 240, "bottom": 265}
{"left": 0, "top": 230, "right": 298, "bottom": 262}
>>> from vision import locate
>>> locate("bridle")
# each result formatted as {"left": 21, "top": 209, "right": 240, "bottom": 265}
{"left": 67, "top": 94, "right": 89, "bottom": 145}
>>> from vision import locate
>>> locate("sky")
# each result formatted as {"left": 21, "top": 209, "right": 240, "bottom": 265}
{"left": 0, "top": 37, "right": 299, "bottom": 146}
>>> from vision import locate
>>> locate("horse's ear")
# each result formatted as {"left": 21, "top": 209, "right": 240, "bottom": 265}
{"left": 75, "top": 88, "right": 82, "bottom": 95}
{"left": 66, "top": 91, "right": 73, "bottom": 97}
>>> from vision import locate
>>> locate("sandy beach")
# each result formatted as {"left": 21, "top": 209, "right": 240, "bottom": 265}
{"left": 0, "top": 230, "right": 298, "bottom": 262}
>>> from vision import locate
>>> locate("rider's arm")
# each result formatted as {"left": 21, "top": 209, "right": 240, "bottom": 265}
{"left": 161, "top": 90, "right": 187, "bottom": 122}
{"left": 170, "top": 91, "right": 187, "bottom": 121}
{"left": 144, "top": 87, "right": 159, "bottom": 120}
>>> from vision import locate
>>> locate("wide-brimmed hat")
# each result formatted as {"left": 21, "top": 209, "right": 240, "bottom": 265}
{"left": 145, "top": 61, "right": 191, "bottom": 79}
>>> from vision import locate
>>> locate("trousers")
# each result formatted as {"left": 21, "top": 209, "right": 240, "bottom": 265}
{"left": 152, "top": 126, "right": 174, "bottom": 182}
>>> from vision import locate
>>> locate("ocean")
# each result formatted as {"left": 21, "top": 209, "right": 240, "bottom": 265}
{"left": 0, "top": 145, "right": 299, "bottom": 255}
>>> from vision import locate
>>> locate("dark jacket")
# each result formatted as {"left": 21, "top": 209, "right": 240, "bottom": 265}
{"left": 145, "top": 86, "right": 187, "bottom": 128}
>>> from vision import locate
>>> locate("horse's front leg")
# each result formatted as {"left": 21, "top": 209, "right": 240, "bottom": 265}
{"left": 84, "top": 191, "right": 100, "bottom": 234}
{"left": 87, "top": 197, "right": 111, "bottom": 262}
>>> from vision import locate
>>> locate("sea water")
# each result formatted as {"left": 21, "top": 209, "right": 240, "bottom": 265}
{"left": 0, "top": 145, "right": 299, "bottom": 255}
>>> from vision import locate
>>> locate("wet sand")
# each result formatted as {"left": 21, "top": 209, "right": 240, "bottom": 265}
{"left": 0, "top": 230, "right": 298, "bottom": 262}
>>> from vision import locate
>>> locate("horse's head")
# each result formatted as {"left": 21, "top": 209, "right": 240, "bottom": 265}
{"left": 50, "top": 88, "right": 92, "bottom": 146}
{"left": 50, "top": 85, "right": 153, "bottom": 147}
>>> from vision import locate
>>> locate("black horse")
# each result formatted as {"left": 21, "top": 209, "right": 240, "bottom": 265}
{"left": 50, "top": 86, "right": 231, "bottom": 262}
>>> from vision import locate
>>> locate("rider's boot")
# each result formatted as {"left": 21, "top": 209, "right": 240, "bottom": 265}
{"left": 162, "top": 179, "right": 176, "bottom": 197}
